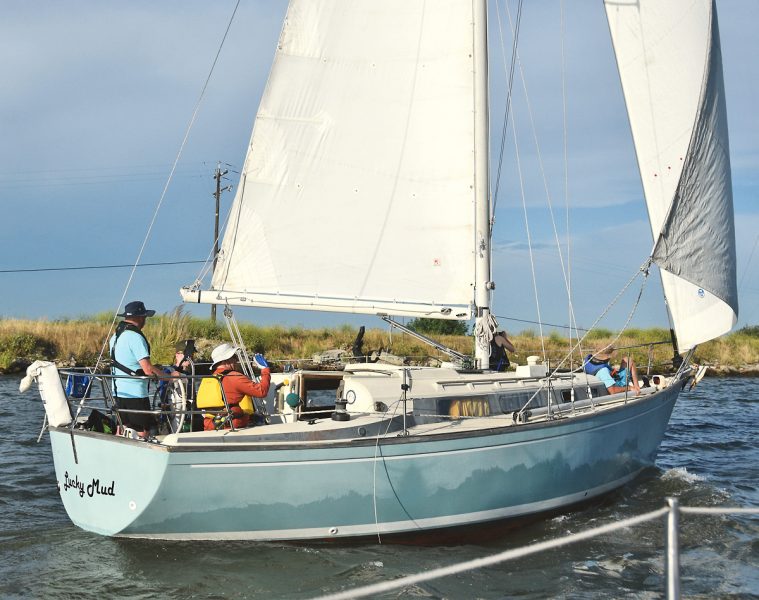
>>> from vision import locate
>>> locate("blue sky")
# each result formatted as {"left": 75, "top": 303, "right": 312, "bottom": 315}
{"left": 1, "top": 1, "right": 757, "bottom": 336}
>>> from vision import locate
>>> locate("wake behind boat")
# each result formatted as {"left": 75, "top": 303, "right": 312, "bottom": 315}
{"left": 20, "top": 0, "right": 737, "bottom": 541}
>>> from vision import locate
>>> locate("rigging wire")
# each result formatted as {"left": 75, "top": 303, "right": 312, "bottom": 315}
{"left": 93, "top": 0, "right": 242, "bottom": 371}
{"left": 559, "top": 0, "right": 578, "bottom": 368}
{"left": 508, "top": 101, "right": 546, "bottom": 359}
{"left": 491, "top": 0, "right": 523, "bottom": 232}
{"left": 495, "top": 3, "right": 545, "bottom": 359}
{"left": 550, "top": 260, "right": 652, "bottom": 375}
{"left": 503, "top": 1, "right": 587, "bottom": 363}
{"left": 739, "top": 232, "right": 759, "bottom": 291}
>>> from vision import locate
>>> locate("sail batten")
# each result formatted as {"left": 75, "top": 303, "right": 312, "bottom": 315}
{"left": 605, "top": 0, "right": 738, "bottom": 349}
{"left": 206, "top": 0, "right": 478, "bottom": 319}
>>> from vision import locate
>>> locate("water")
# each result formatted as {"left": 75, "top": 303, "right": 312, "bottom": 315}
{"left": 1, "top": 375, "right": 757, "bottom": 599}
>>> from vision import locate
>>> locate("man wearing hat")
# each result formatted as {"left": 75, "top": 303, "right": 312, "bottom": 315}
{"left": 109, "top": 301, "right": 178, "bottom": 437}
{"left": 198, "top": 343, "right": 271, "bottom": 430}
{"left": 583, "top": 346, "right": 641, "bottom": 395}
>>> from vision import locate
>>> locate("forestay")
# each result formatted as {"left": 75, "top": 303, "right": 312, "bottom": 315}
{"left": 605, "top": 0, "right": 738, "bottom": 349}
{"left": 184, "top": 0, "right": 479, "bottom": 320}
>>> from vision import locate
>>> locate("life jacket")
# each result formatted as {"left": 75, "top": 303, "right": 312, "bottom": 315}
{"left": 196, "top": 375, "right": 254, "bottom": 416}
{"left": 489, "top": 339, "right": 510, "bottom": 371}
{"left": 110, "top": 321, "right": 151, "bottom": 397}
{"left": 583, "top": 354, "right": 611, "bottom": 376}
{"left": 110, "top": 321, "right": 151, "bottom": 376}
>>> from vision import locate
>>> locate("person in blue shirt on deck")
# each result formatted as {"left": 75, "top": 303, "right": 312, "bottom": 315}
{"left": 109, "top": 301, "right": 178, "bottom": 437}
{"left": 583, "top": 347, "right": 641, "bottom": 396}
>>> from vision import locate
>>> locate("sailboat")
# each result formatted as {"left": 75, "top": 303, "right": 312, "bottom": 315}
{"left": 22, "top": 0, "right": 737, "bottom": 541}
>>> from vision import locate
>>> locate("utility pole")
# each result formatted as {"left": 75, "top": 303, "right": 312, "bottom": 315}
{"left": 211, "top": 162, "right": 232, "bottom": 324}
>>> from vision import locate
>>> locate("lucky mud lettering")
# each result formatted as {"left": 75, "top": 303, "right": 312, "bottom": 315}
{"left": 63, "top": 472, "right": 115, "bottom": 498}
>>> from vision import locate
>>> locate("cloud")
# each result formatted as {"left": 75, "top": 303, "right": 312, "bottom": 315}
{"left": 0, "top": 0, "right": 756, "bottom": 335}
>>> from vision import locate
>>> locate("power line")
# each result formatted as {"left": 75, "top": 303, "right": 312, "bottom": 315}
{"left": 0, "top": 260, "right": 205, "bottom": 274}
{"left": 494, "top": 314, "right": 590, "bottom": 332}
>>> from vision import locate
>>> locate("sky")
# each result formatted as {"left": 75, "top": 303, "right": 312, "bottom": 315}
{"left": 1, "top": 1, "right": 757, "bottom": 337}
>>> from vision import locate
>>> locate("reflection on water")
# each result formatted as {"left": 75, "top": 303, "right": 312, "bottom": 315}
{"left": 0, "top": 376, "right": 756, "bottom": 599}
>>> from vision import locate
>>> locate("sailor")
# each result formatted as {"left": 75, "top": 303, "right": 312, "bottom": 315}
{"left": 489, "top": 331, "right": 515, "bottom": 372}
{"left": 198, "top": 343, "right": 271, "bottom": 430}
{"left": 583, "top": 347, "right": 641, "bottom": 395}
{"left": 109, "top": 301, "right": 178, "bottom": 438}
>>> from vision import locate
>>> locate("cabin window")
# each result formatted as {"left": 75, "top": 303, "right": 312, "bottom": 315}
{"left": 498, "top": 393, "right": 532, "bottom": 413}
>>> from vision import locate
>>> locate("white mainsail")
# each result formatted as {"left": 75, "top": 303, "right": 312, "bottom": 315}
{"left": 605, "top": 0, "right": 738, "bottom": 349}
{"left": 184, "top": 0, "right": 483, "bottom": 320}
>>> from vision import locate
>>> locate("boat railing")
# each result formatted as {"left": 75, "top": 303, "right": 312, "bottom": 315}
{"left": 59, "top": 368, "right": 248, "bottom": 433}
{"left": 310, "top": 498, "right": 759, "bottom": 600}
{"left": 508, "top": 340, "right": 670, "bottom": 421}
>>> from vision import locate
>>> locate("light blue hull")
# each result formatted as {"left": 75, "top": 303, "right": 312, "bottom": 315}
{"left": 49, "top": 386, "right": 679, "bottom": 540}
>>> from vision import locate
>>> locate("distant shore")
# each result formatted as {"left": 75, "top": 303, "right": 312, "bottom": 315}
{"left": 2, "top": 312, "right": 758, "bottom": 376}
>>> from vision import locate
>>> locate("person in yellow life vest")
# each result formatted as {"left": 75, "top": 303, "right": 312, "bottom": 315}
{"left": 198, "top": 343, "right": 271, "bottom": 430}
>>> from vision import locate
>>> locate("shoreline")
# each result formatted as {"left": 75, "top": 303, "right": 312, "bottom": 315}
{"left": 2, "top": 316, "right": 758, "bottom": 376}
{"left": 2, "top": 357, "right": 758, "bottom": 378}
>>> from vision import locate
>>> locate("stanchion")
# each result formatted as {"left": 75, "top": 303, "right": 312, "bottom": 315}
{"left": 666, "top": 497, "right": 681, "bottom": 599}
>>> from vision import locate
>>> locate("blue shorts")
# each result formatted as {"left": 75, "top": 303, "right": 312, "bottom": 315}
{"left": 614, "top": 368, "right": 629, "bottom": 387}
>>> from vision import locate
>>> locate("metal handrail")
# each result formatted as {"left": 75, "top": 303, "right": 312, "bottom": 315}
{"left": 311, "top": 499, "right": 759, "bottom": 600}
{"left": 59, "top": 369, "right": 241, "bottom": 433}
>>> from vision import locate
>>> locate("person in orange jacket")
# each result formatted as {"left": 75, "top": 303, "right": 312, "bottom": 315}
{"left": 201, "top": 343, "right": 271, "bottom": 430}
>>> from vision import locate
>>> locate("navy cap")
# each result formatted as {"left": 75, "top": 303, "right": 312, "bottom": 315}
{"left": 118, "top": 300, "right": 156, "bottom": 318}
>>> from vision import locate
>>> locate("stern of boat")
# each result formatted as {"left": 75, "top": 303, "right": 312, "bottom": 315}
{"left": 49, "top": 429, "right": 169, "bottom": 536}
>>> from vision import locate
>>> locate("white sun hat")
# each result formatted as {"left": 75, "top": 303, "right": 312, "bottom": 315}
{"left": 211, "top": 343, "right": 238, "bottom": 368}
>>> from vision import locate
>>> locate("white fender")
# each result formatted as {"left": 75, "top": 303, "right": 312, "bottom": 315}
{"left": 20, "top": 361, "right": 72, "bottom": 427}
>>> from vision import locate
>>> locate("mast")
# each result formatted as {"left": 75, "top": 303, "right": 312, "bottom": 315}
{"left": 474, "top": 0, "right": 492, "bottom": 368}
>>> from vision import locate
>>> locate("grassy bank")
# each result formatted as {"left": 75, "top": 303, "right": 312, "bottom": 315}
{"left": 2, "top": 311, "right": 758, "bottom": 374}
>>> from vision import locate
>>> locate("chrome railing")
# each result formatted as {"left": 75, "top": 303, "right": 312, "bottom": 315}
{"left": 310, "top": 499, "right": 759, "bottom": 600}
{"left": 59, "top": 368, "right": 240, "bottom": 434}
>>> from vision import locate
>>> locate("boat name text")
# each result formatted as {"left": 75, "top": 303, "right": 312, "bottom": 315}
{"left": 63, "top": 472, "right": 115, "bottom": 498}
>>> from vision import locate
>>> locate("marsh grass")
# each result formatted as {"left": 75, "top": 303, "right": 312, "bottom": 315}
{"left": 1, "top": 314, "right": 758, "bottom": 372}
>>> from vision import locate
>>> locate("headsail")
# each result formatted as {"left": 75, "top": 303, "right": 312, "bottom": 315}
{"left": 183, "top": 0, "right": 480, "bottom": 320}
{"left": 605, "top": 0, "right": 738, "bottom": 349}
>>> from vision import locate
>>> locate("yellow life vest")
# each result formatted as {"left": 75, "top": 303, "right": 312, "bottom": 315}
{"left": 197, "top": 376, "right": 254, "bottom": 416}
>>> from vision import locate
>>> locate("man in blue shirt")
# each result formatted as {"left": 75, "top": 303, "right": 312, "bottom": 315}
{"left": 110, "top": 301, "right": 177, "bottom": 437}
{"left": 583, "top": 347, "right": 641, "bottom": 396}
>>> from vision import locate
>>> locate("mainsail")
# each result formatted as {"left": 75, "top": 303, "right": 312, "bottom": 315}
{"left": 605, "top": 0, "right": 738, "bottom": 349}
{"left": 183, "top": 0, "right": 482, "bottom": 320}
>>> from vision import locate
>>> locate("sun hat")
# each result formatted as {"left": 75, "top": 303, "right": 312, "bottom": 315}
{"left": 211, "top": 343, "right": 238, "bottom": 369}
{"left": 594, "top": 347, "right": 615, "bottom": 361}
{"left": 118, "top": 300, "right": 156, "bottom": 318}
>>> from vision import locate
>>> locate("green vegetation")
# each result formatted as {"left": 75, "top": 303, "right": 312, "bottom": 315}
{"left": 1, "top": 312, "right": 758, "bottom": 374}
{"left": 0, "top": 332, "right": 57, "bottom": 370}
{"left": 407, "top": 317, "right": 468, "bottom": 336}
{"left": 738, "top": 325, "right": 759, "bottom": 337}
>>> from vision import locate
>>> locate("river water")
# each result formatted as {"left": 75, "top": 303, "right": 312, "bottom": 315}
{"left": 0, "top": 375, "right": 756, "bottom": 599}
